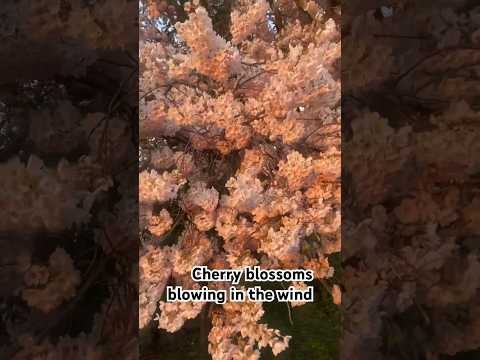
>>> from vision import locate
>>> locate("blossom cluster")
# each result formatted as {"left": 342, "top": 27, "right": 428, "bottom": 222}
{"left": 1, "top": 86, "right": 138, "bottom": 359}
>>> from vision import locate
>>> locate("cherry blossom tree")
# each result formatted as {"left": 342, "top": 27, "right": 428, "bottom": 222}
{"left": 139, "top": 0, "right": 341, "bottom": 358}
